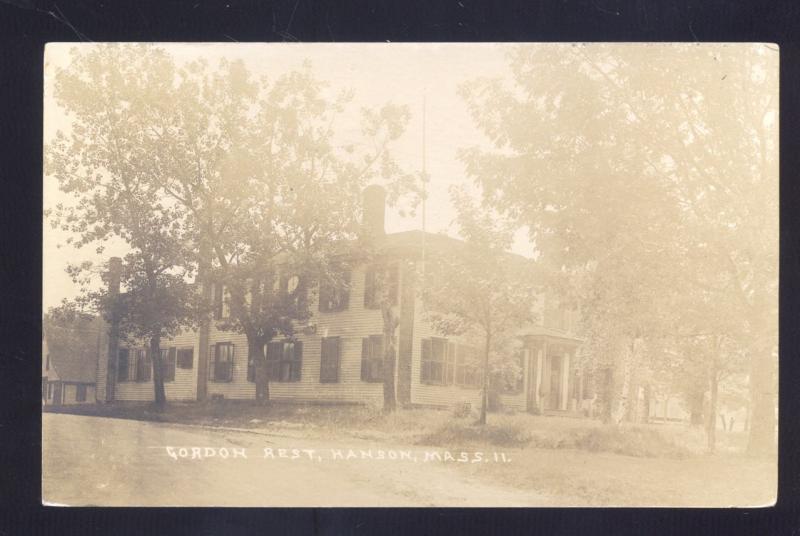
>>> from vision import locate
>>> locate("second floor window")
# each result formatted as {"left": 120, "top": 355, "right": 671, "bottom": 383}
{"left": 214, "top": 284, "right": 231, "bottom": 320}
{"left": 364, "top": 264, "right": 399, "bottom": 309}
{"left": 319, "top": 269, "right": 351, "bottom": 312}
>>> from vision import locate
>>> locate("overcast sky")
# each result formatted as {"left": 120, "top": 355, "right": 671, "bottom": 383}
{"left": 43, "top": 43, "right": 530, "bottom": 310}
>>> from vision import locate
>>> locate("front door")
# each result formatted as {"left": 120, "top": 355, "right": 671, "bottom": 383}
{"left": 549, "top": 355, "right": 562, "bottom": 410}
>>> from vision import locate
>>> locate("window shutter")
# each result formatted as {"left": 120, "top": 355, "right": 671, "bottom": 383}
{"left": 208, "top": 345, "right": 216, "bottom": 381}
{"left": 446, "top": 342, "right": 456, "bottom": 385}
{"left": 292, "top": 341, "right": 303, "bottom": 381}
{"left": 421, "top": 338, "right": 431, "bottom": 383}
{"left": 214, "top": 283, "right": 223, "bottom": 320}
{"left": 166, "top": 347, "right": 177, "bottom": 382}
{"left": 117, "top": 349, "right": 129, "bottom": 381}
{"left": 340, "top": 270, "right": 351, "bottom": 310}
{"left": 318, "top": 276, "right": 330, "bottom": 312}
{"left": 364, "top": 267, "right": 375, "bottom": 308}
{"left": 361, "top": 338, "right": 370, "bottom": 380}
{"left": 143, "top": 349, "right": 152, "bottom": 381}
{"left": 267, "top": 341, "right": 282, "bottom": 380}
{"left": 388, "top": 264, "right": 399, "bottom": 306}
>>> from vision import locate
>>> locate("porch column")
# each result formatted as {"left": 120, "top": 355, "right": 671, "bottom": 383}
{"left": 560, "top": 349, "right": 571, "bottom": 410}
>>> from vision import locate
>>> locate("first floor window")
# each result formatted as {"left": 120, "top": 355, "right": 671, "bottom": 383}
{"left": 361, "top": 335, "right": 384, "bottom": 382}
{"left": 211, "top": 343, "right": 234, "bottom": 382}
{"left": 47, "top": 383, "right": 53, "bottom": 399}
{"left": 162, "top": 348, "right": 176, "bottom": 382}
{"left": 135, "top": 349, "right": 151, "bottom": 382}
{"left": 320, "top": 337, "right": 341, "bottom": 383}
{"left": 266, "top": 340, "right": 303, "bottom": 382}
{"left": 421, "top": 337, "right": 453, "bottom": 385}
{"left": 76, "top": 384, "right": 87, "bottom": 402}
{"left": 117, "top": 348, "right": 130, "bottom": 381}
{"left": 176, "top": 348, "right": 194, "bottom": 369}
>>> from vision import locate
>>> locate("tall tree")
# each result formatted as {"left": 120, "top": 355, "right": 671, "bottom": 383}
{"left": 461, "top": 44, "right": 777, "bottom": 452}
{"left": 48, "top": 44, "right": 413, "bottom": 405}
{"left": 423, "top": 188, "right": 538, "bottom": 424}
{"left": 46, "top": 48, "right": 198, "bottom": 407}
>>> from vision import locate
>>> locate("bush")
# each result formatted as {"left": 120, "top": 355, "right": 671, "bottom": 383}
{"left": 417, "top": 420, "right": 533, "bottom": 448}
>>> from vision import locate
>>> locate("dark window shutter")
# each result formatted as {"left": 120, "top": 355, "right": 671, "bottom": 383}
{"left": 209, "top": 345, "right": 216, "bottom": 381}
{"left": 421, "top": 339, "right": 431, "bottom": 383}
{"left": 388, "top": 264, "right": 399, "bottom": 305}
{"left": 340, "top": 270, "right": 351, "bottom": 310}
{"left": 214, "top": 283, "right": 223, "bottom": 319}
{"left": 318, "top": 276, "right": 330, "bottom": 312}
{"left": 364, "top": 267, "right": 375, "bottom": 308}
{"left": 267, "top": 341, "right": 282, "bottom": 380}
{"left": 361, "top": 338, "right": 370, "bottom": 380}
{"left": 292, "top": 341, "right": 303, "bottom": 381}
{"left": 166, "top": 347, "right": 177, "bottom": 382}
{"left": 446, "top": 342, "right": 456, "bottom": 385}
{"left": 117, "top": 349, "right": 129, "bottom": 381}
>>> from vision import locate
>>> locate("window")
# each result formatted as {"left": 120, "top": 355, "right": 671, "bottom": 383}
{"left": 176, "top": 348, "right": 194, "bottom": 369}
{"left": 364, "top": 264, "right": 399, "bottom": 309}
{"left": 360, "top": 335, "right": 384, "bottom": 382}
{"left": 214, "top": 283, "right": 231, "bottom": 319}
{"left": 319, "top": 269, "right": 351, "bottom": 312}
{"left": 45, "top": 354, "right": 50, "bottom": 371}
{"left": 421, "top": 337, "right": 454, "bottom": 385}
{"left": 76, "top": 384, "right": 87, "bottom": 402}
{"left": 135, "top": 349, "right": 151, "bottom": 382}
{"left": 210, "top": 343, "right": 234, "bottom": 382}
{"left": 320, "top": 337, "right": 341, "bottom": 383}
{"left": 47, "top": 383, "right": 53, "bottom": 399}
{"left": 266, "top": 340, "right": 303, "bottom": 382}
{"left": 117, "top": 348, "right": 130, "bottom": 381}
{"left": 455, "top": 345, "right": 482, "bottom": 389}
{"left": 162, "top": 348, "right": 176, "bottom": 382}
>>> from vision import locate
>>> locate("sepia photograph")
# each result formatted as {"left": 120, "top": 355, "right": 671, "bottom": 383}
{"left": 41, "top": 42, "right": 778, "bottom": 507}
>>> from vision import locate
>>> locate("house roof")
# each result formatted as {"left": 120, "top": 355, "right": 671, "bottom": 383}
{"left": 43, "top": 322, "right": 100, "bottom": 384}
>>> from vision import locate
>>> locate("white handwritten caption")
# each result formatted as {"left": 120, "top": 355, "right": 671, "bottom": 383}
{"left": 159, "top": 446, "right": 512, "bottom": 464}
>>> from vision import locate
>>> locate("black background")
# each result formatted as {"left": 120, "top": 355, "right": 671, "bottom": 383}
{"left": 1, "top": 0, "right": 799, "bottom": 534}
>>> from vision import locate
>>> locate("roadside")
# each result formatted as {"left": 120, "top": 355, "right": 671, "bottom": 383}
{"left": 43, "top": 403, "right": 777, "bottom": 506}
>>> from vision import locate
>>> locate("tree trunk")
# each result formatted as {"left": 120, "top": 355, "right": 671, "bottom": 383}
{"left": 382, "top": 306, "right": 398, "bottom": 413}
{"left": 747, "top": 344, "right": 777, "bottom": 457}
{"left": 688, "top": 387, "right": 705, "bottom": 426}
{"left": 706, "top": 337, "right": 721, "bottom": 453}
{"left": 707, "top": 369, "right": 719, "bottom": 453}
{"left": 251, "top": 337, "right": 270, "bottom": 405}
{"left": 610, "top": 338, "right": 635, "bottom": 425}
{"left": 150, "top": 335, "right": 166, "bottom": 410}
{"left": 479, "top": 333, "right": 491, "bottom": 425}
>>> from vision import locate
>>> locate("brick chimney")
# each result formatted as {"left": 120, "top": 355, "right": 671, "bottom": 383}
{"left": 107, "top": 257, "right": 122, "bottom": 296}
{"left": 362, "top": 184, "right": 386, "bottom": 237}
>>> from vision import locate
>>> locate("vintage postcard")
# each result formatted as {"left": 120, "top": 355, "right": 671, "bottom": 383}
{"left": 42, "top": 42, "right": 777, "bottom": 507}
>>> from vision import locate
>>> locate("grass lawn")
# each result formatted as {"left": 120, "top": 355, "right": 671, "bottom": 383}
{"left": 44, "top": 401, "right": 776, "bottom": 506}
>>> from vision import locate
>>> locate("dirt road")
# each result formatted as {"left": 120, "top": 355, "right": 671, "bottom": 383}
{"left": 43, "top": 413, "right": 554, "bottom": 507}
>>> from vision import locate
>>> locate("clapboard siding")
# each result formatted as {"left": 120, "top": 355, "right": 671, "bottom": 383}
{"left": 112, "top": 331, "right": 199, "bottom": 402}
{"left": 62, "top": 383, "right": 96, "bottom": 405}
{"left": 206, "top": 265, "right": 386, "bottom": 405}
